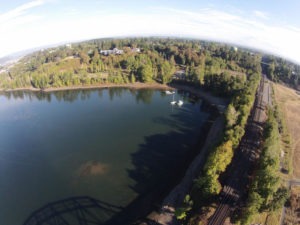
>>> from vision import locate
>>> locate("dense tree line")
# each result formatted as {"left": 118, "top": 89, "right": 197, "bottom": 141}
{"left": 0, "top": 38, "right": 294, "bottom": 225}
{"left": 203, "top": 72, "right": 246, "bottom": 96}
{"left": 0, "top": 37, "right": 265, "bottom": 207}
{"left": 0, "top": 39, "right": 262, "bottom": 208}
{"left": 263, "top": 55, "right": 300, "bottom": 89}
{"left": 0, "top": 38, "right": 261, "bottom": 91}
{"left": 191, "top": 71, "right": 260, "bottom": 206}
{"left": 240, "top": 110, "right": 289, "bottom": 224}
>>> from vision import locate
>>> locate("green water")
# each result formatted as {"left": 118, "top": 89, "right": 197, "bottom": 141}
{"left": 0, "top": 88, "right": 210, "bottom": 225}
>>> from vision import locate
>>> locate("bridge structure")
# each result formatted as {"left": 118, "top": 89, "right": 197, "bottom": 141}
{"left": 23, "top": 196, "right": 123, "bottom": 225}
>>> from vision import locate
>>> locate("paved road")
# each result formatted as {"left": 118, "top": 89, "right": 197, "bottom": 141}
{"left": 208, "top": 75, "right": 271, "bottom": 225}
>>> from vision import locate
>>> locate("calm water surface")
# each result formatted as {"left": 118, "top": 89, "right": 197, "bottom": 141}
{"left": 0, "top": 88, "right": 210, "bottom": 225}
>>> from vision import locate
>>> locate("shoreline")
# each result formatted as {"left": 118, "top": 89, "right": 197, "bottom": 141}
{"left": 169, "top": 83, "right": 229, "bottom": 110}
{"left": 107, "top": 104, "right": 222, "bottom": 225}
{"left": 0, "top": 82, "right": 174, "bottom": 93}
{"left": 0, "top": 81, "right": 227, "bottom": 225}
{"left": 144, "top": 115, "right": 225, "bottom": 225}
{"left": 0, "top": 82, "right": 228, "bottom": 111}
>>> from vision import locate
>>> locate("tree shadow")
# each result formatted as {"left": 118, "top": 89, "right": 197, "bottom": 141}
{"left": 108, "top": 100, "right": 219, "bottom": 224}
{"left": 15, "top": 89, "right": 219, "bottom": 225}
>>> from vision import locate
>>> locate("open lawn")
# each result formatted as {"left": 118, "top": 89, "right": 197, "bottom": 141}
{"left": 274, "top": 84, "right": 300, "bottom": 178}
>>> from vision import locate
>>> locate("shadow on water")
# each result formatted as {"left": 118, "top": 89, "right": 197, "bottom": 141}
{"left": 22, "top": 196, "right": 123, "bottom": 225}
{"left": 21, "top": 100, "right": 218, "bottom": 225}
{"left": 106, "top": 100, "right": 219, "bottom": 225}
{"left": 11, "top": 89, "right": 218, "bottom": 225}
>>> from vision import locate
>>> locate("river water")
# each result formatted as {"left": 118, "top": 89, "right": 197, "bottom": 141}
{"left": 0, "top": 88, "right": 210, "bottom": 225}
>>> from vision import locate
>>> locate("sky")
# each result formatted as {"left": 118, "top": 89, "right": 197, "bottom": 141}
{"left": 1, "top": 0, "right": 300, "bottom": 63}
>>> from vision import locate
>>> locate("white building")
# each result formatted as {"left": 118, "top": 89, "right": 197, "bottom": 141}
{"left": 100, "top": 48, "right": 124, "bottom": 56}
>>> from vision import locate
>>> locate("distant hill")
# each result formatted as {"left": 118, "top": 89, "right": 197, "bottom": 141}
{"left": 0, "top": 41, "right": 70, "bottom": 66}
{"left": 0, "top": 50, "right": 32, "bottom": 66}
{"left": 0, "top": 56, "right": 12, "bottom": 65}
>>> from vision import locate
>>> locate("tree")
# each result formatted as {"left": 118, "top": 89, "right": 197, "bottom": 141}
{"left": 90, "top": 50, "right": 102, "bottom": 73}
{"left": 268, "top": 188, "right": 289, "bottom": 211}
{"left": 192, "top": 140, "right": 233, "bottom": 205}
{"left": 267, "top": 62, "right": 275, "bottom": 80}
{"left": 130, "top": 73, "right": 136, "bottom": 83}
{"left": 170, "top": 55, "right": 176, "bottom": 67}
{"left": 241, "top": 192, "right": 263, "bottom": 225}
{"left": 138, "top": 64, "right": 153, "bottom": 83}
{"left": 198, "top": 54, "right": 206, "bottom": 85}
{"left": 188, "top": 62, "right": 198, "bottom": 83}
{"left": 225, "top": 104, "right": 239, "bottom": 128}
{"left": 159, "top": 60, "right": 175, "bottom": 84}
{"left": 79, "top": 51, "right": 89, "bottom": 65}
{"left": 175, "top": 195, "right": 193, "bottom": 220}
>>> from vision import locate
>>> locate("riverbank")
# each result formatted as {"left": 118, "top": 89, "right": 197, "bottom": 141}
{"left": 0, "top": 82, "right": 174, "bottom": 93}
{"left": 106, "top": 103, "right": 223, "bottom": 225}
{"left": 0, "top": 82, "right": 228, "bottom": 111}
{"left": 0, "top": 81, "right": 227, "bottom": 225}
{"left": 170, "top": 83, "right": 229, "bottom": 111}
{"left": 143, "top": 115, "right": 225, "bottom": 225}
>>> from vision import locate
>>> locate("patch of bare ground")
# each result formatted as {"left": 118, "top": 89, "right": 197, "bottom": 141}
{"left": 274, "top": 84, "right": 300, "bottom": 178}
{"left": 284, "top": 186, "right": 300, "bottom": 225}
{"left": 187, "top": 206, "right": 216, "bottom": 225}
{"left": 221, "top": 69, "right": 246, "bottom": 78}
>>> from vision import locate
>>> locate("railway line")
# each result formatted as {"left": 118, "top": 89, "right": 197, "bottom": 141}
{"left": 208, "top": 75, "right": 270, "bottom": 225}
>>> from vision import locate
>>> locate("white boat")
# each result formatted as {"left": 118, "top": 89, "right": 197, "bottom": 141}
{"left": 165, "top": 90, "right": 175, "bottom": 95}
{"left": 177, "top": 100, "right": 183, "bottom": 106}
{"left": 170, "top": 93, "right": 176, "bottom": 105}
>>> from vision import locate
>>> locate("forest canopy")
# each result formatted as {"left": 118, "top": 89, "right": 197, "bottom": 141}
{"left": 0, "top": 38, "right": 266, "bottom": 92}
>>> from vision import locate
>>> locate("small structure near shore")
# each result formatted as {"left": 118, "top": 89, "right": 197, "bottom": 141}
{"left": 172, "top": 70, "right": 186, "bottom": 80}
{"left": 100, "top": 48, "right": 124, "bottom": 56}
{"left": 100, "top": 47, "right": 140, "bottom": 56}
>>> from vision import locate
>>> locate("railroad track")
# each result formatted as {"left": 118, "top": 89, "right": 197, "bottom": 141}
{"left": 207, "top": 75, "right": 268, "bottom": 225}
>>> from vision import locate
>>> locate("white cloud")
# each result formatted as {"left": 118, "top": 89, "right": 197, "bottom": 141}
{"left": 1, "top": 5, "right": 300, "bottom": 64}
{"left": 0, "top": 0, "right": 45, "bottom": 35}
{"left": 65, "top": 8, "right": 80, "bottom": 16}
{"left": 146, "top": 7, "right": 300, "bottom": 63}
{"left": 253, "top": 10, "right": 269, "bottom": 20}
{"left": 0, "top": 0, "right": 44, "bottom": 23}
{"left": 0, "top": 1, "right": 45, "bottom": 56}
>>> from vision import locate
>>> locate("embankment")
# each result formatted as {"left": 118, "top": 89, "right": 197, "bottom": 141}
{"left": 145, "top": 115, "right": 225, "bottom": 225}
